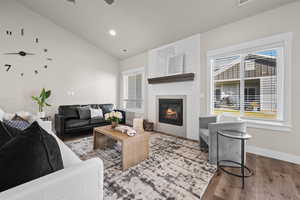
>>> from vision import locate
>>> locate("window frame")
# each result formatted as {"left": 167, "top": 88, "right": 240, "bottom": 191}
{"left": 207, "top": 33, "right": 292, "bottom": 131}
{"left": 121, "top": 67, "right": 145, "bottom": 113}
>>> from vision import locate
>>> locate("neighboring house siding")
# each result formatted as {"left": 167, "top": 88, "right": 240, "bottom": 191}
{"left": 215, "top": 55, "right": 276, "bottom": 81}
{"left": 214, "top": 55, "right": 277, "bottom": 113}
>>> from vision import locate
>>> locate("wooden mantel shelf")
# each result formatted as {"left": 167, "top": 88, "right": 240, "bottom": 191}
{"left": 148, "top": 73, "right": 195, "bottom": 84}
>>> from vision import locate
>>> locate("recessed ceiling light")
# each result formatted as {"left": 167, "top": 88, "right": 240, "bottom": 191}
{"left": 109, "top": 29, "right": 117, "bottom": 36}
{"left": 238, "top": 0, "right": 253, "bottom": 6}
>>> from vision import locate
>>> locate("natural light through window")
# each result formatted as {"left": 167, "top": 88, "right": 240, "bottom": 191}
{"left": 208, "top": 35, "right": 291, "bottom": 122}
{"left": 212, "top": 49, "right": 280, "bottom": 120}
{"left": 122, "top": 69, "right": 144, "bottom": 112}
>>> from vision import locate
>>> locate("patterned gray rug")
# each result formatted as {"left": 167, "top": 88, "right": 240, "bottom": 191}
{"left": 65, "top": 133, "right": 216, "bottom": 200}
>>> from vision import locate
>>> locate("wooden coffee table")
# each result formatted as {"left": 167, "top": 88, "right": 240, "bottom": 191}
{"left": 93, "top": 125, "right": 150, "bottom": 170}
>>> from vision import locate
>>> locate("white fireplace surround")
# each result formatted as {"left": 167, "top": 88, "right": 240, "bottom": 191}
{"left": 147, "top": 34, "right": 201, "bottom": 140}
{"left": 156, "top": 95, "right": 187, "bottom": 138}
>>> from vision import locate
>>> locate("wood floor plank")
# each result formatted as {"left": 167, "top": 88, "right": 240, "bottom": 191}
{"left": 203, "top": 153, "right": 300, "bottom": 200}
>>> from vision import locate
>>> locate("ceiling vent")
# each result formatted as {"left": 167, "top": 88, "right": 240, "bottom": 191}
{"left": 238, "top": 0, "right": 253, "bottom": 6}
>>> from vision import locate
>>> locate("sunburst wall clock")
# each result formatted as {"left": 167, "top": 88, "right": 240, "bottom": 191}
{"left": 1, "top": 28, "right": 53, "bottom": 77}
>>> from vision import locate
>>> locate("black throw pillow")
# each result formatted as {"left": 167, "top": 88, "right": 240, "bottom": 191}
{"left": 77, "top": 106, "right": 91, "bottom": 120}
{"left": 0, "top": 122, "right": 64, "bottom": 192}
{"left": 0, "top": 121, "right": 12, "bottom": 148}
{"left": 3, "top": 122, "right": 23, "bottom": 137}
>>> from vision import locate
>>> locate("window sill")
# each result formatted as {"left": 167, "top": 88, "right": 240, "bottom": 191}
{"left": 245, "top": 119, "right": 292, "bottom": 132}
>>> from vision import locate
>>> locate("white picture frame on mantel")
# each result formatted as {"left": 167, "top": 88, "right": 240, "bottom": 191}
{"left": 167, "top": 54, "right": 185, "bottom": 75}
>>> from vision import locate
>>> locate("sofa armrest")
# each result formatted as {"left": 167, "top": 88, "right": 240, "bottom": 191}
{"left": 0, "top": 158, "right": 104, "bottom": 200}
{"left": 199, "top": 116, "right": 217, "bottom": 129}
{"left": 114, "top": 109, "right": 126, "bottom": 124}
{"left": 55, "top": 114, "right": 65, "bottom": 138}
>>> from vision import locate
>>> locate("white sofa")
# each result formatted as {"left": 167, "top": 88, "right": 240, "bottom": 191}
{"left": 0, "top": 119, "right": 104, "bottom": 200}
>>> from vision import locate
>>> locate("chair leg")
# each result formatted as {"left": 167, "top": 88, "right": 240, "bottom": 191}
{"left": 200, "top": 138, "right": 208, "bottom": 152}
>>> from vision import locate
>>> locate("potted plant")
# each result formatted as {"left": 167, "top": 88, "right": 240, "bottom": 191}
{"left": 32, "top": 88, "right": 51, "bottom": 118}
{"left": 105, "top": 111, "right": 123, "bottom": 128}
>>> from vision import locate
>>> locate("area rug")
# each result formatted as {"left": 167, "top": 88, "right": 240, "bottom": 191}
{"left": 65, "top": 133, "right": 216, "bottom": 200}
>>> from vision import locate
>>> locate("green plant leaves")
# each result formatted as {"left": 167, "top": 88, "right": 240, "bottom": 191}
{"left": 45, "top": 90, "right": 51, "bottom": 99}
{"left": 32, "top": 88, "right": 52, "bottom": 112}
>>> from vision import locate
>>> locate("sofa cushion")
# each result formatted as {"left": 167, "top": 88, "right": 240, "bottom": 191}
{"left": 0, "top": 122, "right": 64, "bottom": 192}
{"left": 60, "top": 106, "right": 79, "bottom": 119}
{"left": 77, "top": 106, "right": 91, "bottom": 120}
{"left": 89, "top": 117, "right": 106, "bottom": 125}
{"left": 100, "top": 104, "right": 114, "bottom": 114}
{"left": 65, "top": 119, "right": 89, "bottom": 129}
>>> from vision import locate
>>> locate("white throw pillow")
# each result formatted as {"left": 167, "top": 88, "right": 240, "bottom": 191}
{"left": 90, "top": 108, "right": 103, "bottom": 118}
{"left": 16, "top": 111, "right": 32, "bottom": 121}
{"left": 3, "top": 113, "right": 14, "bottom": 121}
{"left": 0, "top": 108, "right": 4, "bottom": 121}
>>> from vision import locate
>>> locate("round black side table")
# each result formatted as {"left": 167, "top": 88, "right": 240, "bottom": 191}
{"left": 217, "top": 130, "right": 253, "bottom": 189}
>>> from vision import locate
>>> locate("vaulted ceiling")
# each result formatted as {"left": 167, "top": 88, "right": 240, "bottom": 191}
{"left": 17, "top": 0, "right": 298, "bottom": 59}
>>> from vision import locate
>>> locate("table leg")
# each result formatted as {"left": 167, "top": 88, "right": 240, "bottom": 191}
{"left": 94, "top": 131, "right": 114, "bottom": 150}
{"left": 122, "top": 136, "right": 149, "bottom": 170}
{"left": 217, "top": 132, "right": 219, "bottom": 170}
{"left": 241, "top": 139, "right": 245, "bottom": 189}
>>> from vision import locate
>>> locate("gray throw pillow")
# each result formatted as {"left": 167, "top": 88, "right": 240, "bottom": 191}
{"left": 77, "top": 106, "right": 91, "bottom": 120}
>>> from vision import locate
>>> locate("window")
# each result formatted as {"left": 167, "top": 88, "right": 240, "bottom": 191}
{"left": 122, "top": 68, "right": 144, "bottom": 112}
{"left": 208, "top": 33, "right": 292, "bottom": 125}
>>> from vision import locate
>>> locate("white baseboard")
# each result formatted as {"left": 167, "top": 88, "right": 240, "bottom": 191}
{"left": 247, "top": 145, "right": 300, "bottom": 165}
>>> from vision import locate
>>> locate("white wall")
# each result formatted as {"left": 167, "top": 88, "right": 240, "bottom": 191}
{"left": 120, "top": 1, "right": 300, "bottom": 159}
{"left": 120, "top": 53, "right": 148, "bottom": 72}
{"left": 0, "top": 0, "right": 120, "bottom": 116}
{"left": 200, "top": 1, "right": 300, "bottom": 157}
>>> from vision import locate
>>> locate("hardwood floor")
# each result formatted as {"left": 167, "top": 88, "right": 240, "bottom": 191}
{"left": 202, "top": 153, "right": 300, "bottom": 200}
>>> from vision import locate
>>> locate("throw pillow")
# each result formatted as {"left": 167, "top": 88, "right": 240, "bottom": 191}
{"left": 3, "top": 113, "right": 14, "bottom": 121}
{"left": 0, "top": 121, "right": 12, "bottom": 148}
{"left": 77, "top": 106, "right": 91, "bottom": 120}
{"left": 101, "top": 104, "right": 114, "bottom": 114}
{"left": 90, "top": 108, "right": 103, "bottom": 119}
{"left": 4, "top": 119, "right": 31, "bottom": 131}
{"left": 15, "top": 111, "right": 32, "bottom": 121}
{"left": 0, "top": 122, "right": 64, "bottom": 192}
{"left": 3, "top": 122, "right": 23, "bottom": 137}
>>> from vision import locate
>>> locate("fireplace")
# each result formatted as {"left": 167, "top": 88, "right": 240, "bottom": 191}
{"left": 159, "top": 98, "right": 183, "bottom": 126}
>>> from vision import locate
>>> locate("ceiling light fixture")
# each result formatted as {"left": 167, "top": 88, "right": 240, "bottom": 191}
{"left": 104, "top": 0, "right": 114, "bottom": 5}
{"left": 109, "top": 29, "right": 117, "bottom": 36}
{"left": 66, "top": 0, "right": 76, "bottom": 4}
{"left": 238, "top": 0, "right": 253, "bottom": 6}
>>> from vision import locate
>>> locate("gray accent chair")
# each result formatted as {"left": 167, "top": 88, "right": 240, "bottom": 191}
{"left": 199, "top": 116, "right": 246, "bottom": 165}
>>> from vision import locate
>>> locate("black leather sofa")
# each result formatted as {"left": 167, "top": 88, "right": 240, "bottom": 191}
{"left": 55, "top": 104, "right": 125, "bottom": 138}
